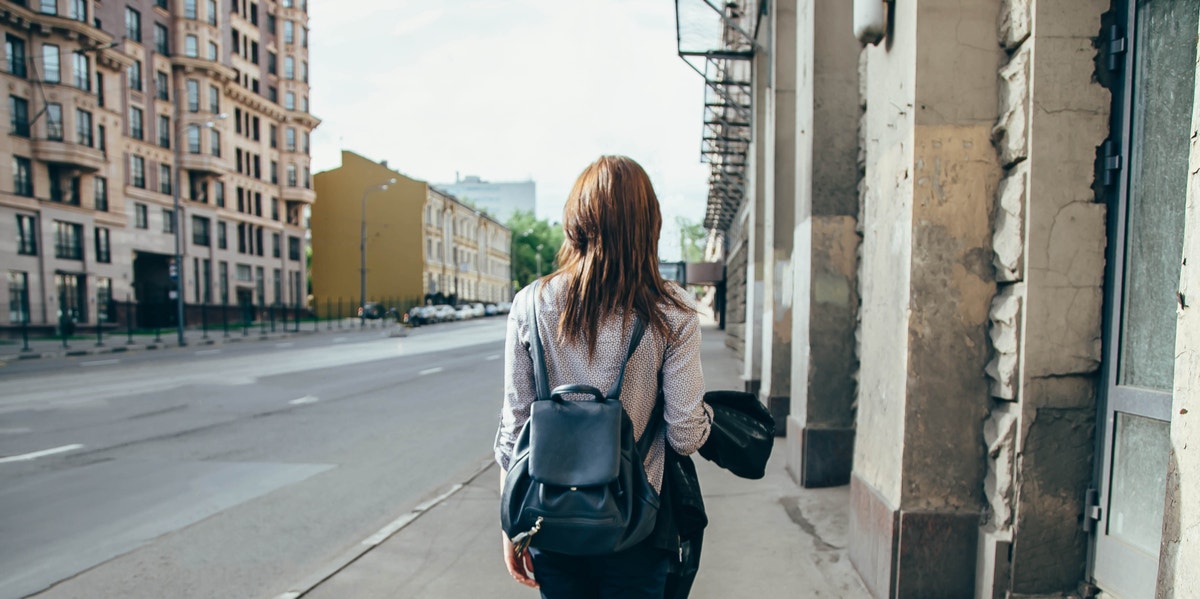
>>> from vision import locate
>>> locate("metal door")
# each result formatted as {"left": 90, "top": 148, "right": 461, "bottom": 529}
{"left": 1090, "top": 1, "right": 1197, "bottom": 596}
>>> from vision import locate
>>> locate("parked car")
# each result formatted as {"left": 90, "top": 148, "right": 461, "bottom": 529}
{"left": 405, "top": 306, "right": 433, "bottom": 326}
{"left": 470, "top": 302, "right": 486, "bottom": 318}
{"left": 358, "top": 302, "right": 385, "bottom": 319}
{"left": 454, "top": 304, "right": 474, "bottom": 320}
{"left": 430, "top": 304, "right": 456, "bottom": 322}
{"left": 496, "top": 301, "right": 512, "bottom": 314}
{"left": 484, "top": 303, "right": 498, "bottom": 316}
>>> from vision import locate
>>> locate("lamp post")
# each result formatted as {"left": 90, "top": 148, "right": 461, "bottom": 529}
{"left": 535, "top": 243, "right": 544, "bottom": 279}
{"left": 172, "top": 92, "right": 226, "bottom": 347}
{"left": 359, "top": 178, "right": 397, "bottom": 325}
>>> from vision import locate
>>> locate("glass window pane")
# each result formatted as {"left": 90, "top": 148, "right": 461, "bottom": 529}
{"left": 1108, "top": 413, "right": 1171, "bottom": 555}
{"left": 1119, "top": 0, "right": 1199, "bottom": 390}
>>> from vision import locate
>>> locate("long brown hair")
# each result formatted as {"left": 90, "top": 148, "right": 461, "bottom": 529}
{"left": 545, "top": 155, "right": 692, "bottom": 359}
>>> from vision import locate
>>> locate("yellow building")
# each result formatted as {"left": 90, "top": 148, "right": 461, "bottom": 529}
{"left": 311, "top": 151, "right": 511, "bottom": 317}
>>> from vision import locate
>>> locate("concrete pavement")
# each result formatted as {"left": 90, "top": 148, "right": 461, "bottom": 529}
{"left": 292, "top": 319, "right": 870, "bottom": 599}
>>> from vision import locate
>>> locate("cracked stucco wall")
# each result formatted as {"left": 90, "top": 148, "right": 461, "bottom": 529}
{"left": 979, "top": 0, "right": 1110, "bottom": 596}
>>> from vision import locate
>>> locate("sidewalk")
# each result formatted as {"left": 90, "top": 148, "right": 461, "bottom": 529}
{"left": 0, "top": 317, "right": 399, "bottom": 362}
{"left": 294, "top": 320, "right": 870, "bottom": 599}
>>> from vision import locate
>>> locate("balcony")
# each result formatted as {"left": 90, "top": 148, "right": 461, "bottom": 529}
{"left": 32, "top": 138, "right": 107, "bottom": 172}
{"left": 281, "top": 185, "right": 315, "bottom": 205}
{"left": 178, "top": 151, "right": 232, "bottom": 177}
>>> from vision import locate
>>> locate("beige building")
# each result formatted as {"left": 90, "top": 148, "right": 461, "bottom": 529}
{"left": 1, "top": 0, "right": 316, "bottom": 332}
{"left": 684, "top": 1, "right": 1199, "bottom": 597}
{"left": 310, "top": 151, "right": 510, "bottom": 315}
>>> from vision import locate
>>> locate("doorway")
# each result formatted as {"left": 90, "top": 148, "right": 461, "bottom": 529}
{"left": 1090, "top": 1, "right": 1197, "bottom": 596}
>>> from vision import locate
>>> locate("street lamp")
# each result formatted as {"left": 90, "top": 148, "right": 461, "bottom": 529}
{"left": 360, "top": 178, "right": 397, "bottom": 325}
{"left": 535, "top": 243, "right": 544, "bottom": 278}
{"left": 172, "top": 97, "right": 227, "bottom": 347}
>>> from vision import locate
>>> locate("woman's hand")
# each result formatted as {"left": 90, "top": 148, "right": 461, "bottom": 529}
{"left": 502, "top": 533, "right": 538, "bottom": 589}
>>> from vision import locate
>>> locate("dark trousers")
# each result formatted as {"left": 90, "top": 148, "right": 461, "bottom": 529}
{"left": 529, "top": 541, "right": 673, "bottom": 599}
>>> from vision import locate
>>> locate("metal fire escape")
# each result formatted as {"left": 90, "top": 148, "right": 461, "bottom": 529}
{"left": 675, "top": 0, "right": 765, "bottom": 232}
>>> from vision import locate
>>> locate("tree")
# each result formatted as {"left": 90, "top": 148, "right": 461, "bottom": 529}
{"left": 675, "top": 216, "right": 707, "bottom": 262}
{"left": 507, "top": 210, "right": 564, "bottom": 290}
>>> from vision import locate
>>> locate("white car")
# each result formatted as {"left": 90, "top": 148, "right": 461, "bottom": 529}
{"left": 471, "top": 302, "right": 486, "bottom": 318}
{"left": 454, "top": 305, "right": 474, "bottom": 320}
{"left": 431, "top": 305, "right": 456, "bottom": 322}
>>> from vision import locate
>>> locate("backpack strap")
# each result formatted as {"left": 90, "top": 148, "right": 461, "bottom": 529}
{"left": 604, "top": 317, "right": 646, "bottom": 399}
{"left": 526, "top": 280, "right": 551, "bottom": 401}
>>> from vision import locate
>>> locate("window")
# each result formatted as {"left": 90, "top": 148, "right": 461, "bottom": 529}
{"left": 98, "top": 124, "right": 106, "bottom": 152}
{"left": 209, "top": 84, "right": 220, "bottom": 113}
{"left": 214, "top": 180, "right": 225, "bottom": 207}
{"left": 303, "top": 131, "right": 309, "bottom": 153}
{"left": 72, "top": 52, "right": 89, "bottom": 90}
{"left": 13, "top": 156, "right": 32, "bottom": 197}
{"left": 283, "top": 20, "right": 294, "bottom": 44}
{"left": 157, "top": 114, "right": 170, "bottom": 148}
{"left": 8, "top": 272, "right": 29, "bottom": 323}
{"left": 303, "top": 166, "right": 310, "bottom": 189}
{"left": 40, "top": 0, "right": 57, "bottom": 15}
{"left": 219, "top": 261, "right": 228, "bottom": 303}
{"left": 76, "top": 109, "right": 92, "bottom": 146}
{"left": 94, "top": 176, "right": 108, "bottom": 211}
{"left": 288, "top": 236, "right": 301, "bottom": 261}
{"left": 184, "top": 0, "right": 197, "bottom": 19}
{"left": 69, "top": 0, "right": 86, "bottom": 22}
{"left": 301, "top": 95, "right": 308, "bottom": 113}
{"left": 9, "top": 96, "right": 29, "bottom": 137}
{"left": 16, "top": 215, "right": 37, "bottom": 255}
{"left": 95, "top": 227, "right": 111, "bottom": 263}
{"left": 268, "top": 86, "right": 277, "bottom": 103}
{"left": 285, "top": 127, "right": 296, "bottom": 151}
{"left": 286, "top": 163, "right": 297, "bottom": 187}
{"left": 128, "top": 106, "right": 143, "bottom": 139}
{"left": 6, "top": 35, "right": 27, "bottom": 78}
{"left": 250, "top": 41, "right": 258, "bottom": 64}
{"left": 135, "top": 203, "right": 148, "bottom": 228}
{"left": 301, "top": 61, "right": 307, "bottom": 83}
{"left": 156, "top": 71, "right": 169, "bottom": 100}
{"left": 186, "top": 79, "right": 200, "bottom": 112}
{"left": 207, "top": 41, "right": 218, "bottom": 61}
{"left": 272, "top": 232, "right": 280, "bottom": 258}
{"left": 249, "top": 2, "right": 258, "bottom": 25}
{"left": 210, "top": 129, "right": 221, "bottom": 157}
{"left": 162, "top": 208, "right": 175, "bottom": 233}
{"left": 128, "top": 60, "right": 142, "bottom": 90}
{"left": 269, "top": 124, "right": 277, "bottom": 148}
{"left": 185, "top": 35, "right": 198, "bottom": 58}
{"left": 301, "top": 26, "right": 307, "bottom": 48}
{"left": 46, "top": 103, "right": 63, "bottom": 140}
{"left": 206, "top": 0, "right": 217, "bottom": 25}
{"left": 270, "top": 160, "right": 278, "bottom": 183}
{"left": 284, "top": 91, "right": 295, "bottom": 110}
{"left": 270, "top": 197, "right": 279, "bottom": 220}
{"left": 267, "top": 51, "right": 276, "bottom": 75}
{"left": 159, "top": 163, "right": 172, "bottom": 194}
{"left": 217, "top": 221, "right": 227, "bottom": 249}
{"left": 155, "top": 23, "right": 169, "bottom": 55}
{"left": 267, "top": 14, "right": 276, "bottom": 34}
{"left": 97, "top": 276, "right": 112, "bottom": 323}
{"left": 284, "top": 56, "right": 294, "bottom": 79}
{"left": 187, "top": 124, "right": 200, "bottom": 153}
{"left": 126, "top": 8, "right": 142, "bottom": 43}
{"left": 42, "top": 44, "right": 60, "bottom": 83}
{"left": 237, "top": 264, "right": 252, "bottom": 282}
{"left": 96, "top": 72, "right": 104, "bottom": 106}
{"left": 130, "top": 155, "right": 146, "bottom": 188}
{"left": 54, "top": 221, "right": 83, "bottom": 260}
{"left": 192, "top": 215, "right": 211, "bottom": 246}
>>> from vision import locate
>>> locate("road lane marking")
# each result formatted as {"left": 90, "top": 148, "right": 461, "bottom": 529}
{"left": 0, "top": 443, "right": 84, "bottom": 464}
{"left": 361, "top": 483, "right": 464, "bottom": 547}
{"left": 275, "top": 342, "right": 294, "bottom": 348}
{"left": 81, "top": 359, "right": 120, "bottom": 367}
{"left": 289, "top": 395, "right": 319, "bottom": 405}
{"left": 486, "top": 354, "right": 500, "bottom": 361}
{"left": 418, "top": 367, "right": 443, "bottom": 376}
{"left": 0, "top": 427, "right": 32, "bottom": 435}
{"left": 195, "top": 349, "right": 221, "bottom": 356}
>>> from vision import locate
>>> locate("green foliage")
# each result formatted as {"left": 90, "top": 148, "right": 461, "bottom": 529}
{"left": 507, "top": 210, "right": 564, "bottom": 289}
{"left": 675, "top": 216, "right": 707, "bottom": 262}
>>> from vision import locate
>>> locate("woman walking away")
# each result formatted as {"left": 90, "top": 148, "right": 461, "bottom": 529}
{"left": 494, "top": 156, "right": 713, "bottom": 598}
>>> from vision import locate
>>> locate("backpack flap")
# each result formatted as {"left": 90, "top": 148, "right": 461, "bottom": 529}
{"left": 528, "top": 389, "right": 622, "bottom": 487}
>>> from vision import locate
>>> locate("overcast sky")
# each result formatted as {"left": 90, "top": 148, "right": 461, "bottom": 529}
{"left": 307, "top": 0, "right": 710, "bottom": 260}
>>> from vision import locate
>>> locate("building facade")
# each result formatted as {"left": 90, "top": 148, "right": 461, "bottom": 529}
{"left": 1, "top": 0, "right": 317, "bottom": 332}
{"left": 683, "top": 1, "right": 1199, "bottom": 597}
{"left": 310, "top": 151, "right": 511, "bottom": 314}
{"left": 434, "top": 174, "right": 535, "bottom": 224}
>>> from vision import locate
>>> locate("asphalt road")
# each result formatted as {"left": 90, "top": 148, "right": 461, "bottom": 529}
{"left": 0, "top": 318, "right": 508, "bottom": 599}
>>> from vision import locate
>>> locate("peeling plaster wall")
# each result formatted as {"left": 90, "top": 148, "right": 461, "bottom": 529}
{"left": 978, "top": 0, "right": 1111, "bottom": 596}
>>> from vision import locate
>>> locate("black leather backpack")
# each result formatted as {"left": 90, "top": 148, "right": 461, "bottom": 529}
{"left": 500, "top": 281, "right": 661, "bottom": 556}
